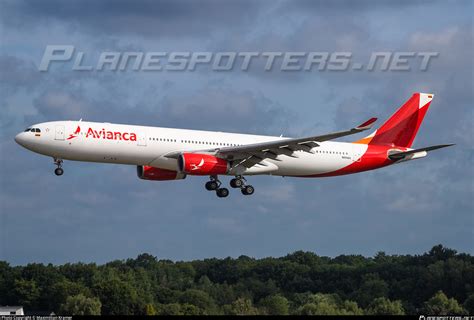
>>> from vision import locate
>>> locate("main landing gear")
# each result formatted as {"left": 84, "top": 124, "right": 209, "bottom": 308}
{"left": 205, "top": 176, "right": 229, "bottom": 198}
{"left": 54, "top": 158, "right": 64, "bottom": 176}
{"left": 204, "top": 175, "right": 255, "bottom": 198}
{"left": 230, "top": 176, "right": 255, "bottom": 196}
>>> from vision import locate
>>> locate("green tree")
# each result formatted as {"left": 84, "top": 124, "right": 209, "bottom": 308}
{"left": 260, "top": 294, "right": 289, "bottom": 315}
{"left": 179, "top": 289, "right": 216, "bottom": 314}
{"left": 159, "top": 303, "right": 183, "bottom": 315}
{"left": 155, "top": 286, "right": 180, "bottom": 304}
{"left": 1, "top": 246, "right": 472, "bottom": 316}
{"left": 59, "top": 294, "right": 101, "bottom": 315}
{"left": 352, "top": 274, "right": 389, "bottom": 307}
{"left": 428, "top": 245, "right": 457, "bottom": 260}
{"left": 180, "top": 303, "right": 202, "bottom": 315}
{"left": 227, "top": 298, "right": 258, "bottom": 315}
{"left": 463, "top": 294, "right": 474, "bottom": 314}
{"left": 296, "top": 293, "right": 363, "bottom": 315}
{"left": 13, "top": 279, "right": 40, "bottom": 309}
{"left": 128, "top": 253, "right": 157, "bottom": 269}
{"left": 423, "top": 291, "right": 466, "bottom": 315}
{"left": 145, "top": 303, "right": 157, "bottom": 315}
{"left": 49, "top": 279, "right": 90, "bottom": 312}
{"left": 93, "top": 277, "right": 139, "bottom": 315}
{"left": 366, "top": 297, "right": 405, "bottom": 315}
{"left": 297, "top": 303, "right": 321, "bottom": 315}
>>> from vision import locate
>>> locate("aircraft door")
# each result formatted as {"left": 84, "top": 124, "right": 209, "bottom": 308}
{"left": 137, "top": 132, "right": 147, "bottom": 146}
{"left": 55, "top": 125, "right": 65, "bottom": 140}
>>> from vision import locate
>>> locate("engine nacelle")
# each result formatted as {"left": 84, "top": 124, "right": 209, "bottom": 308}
{"left": 137, "top": 166, "right": 186, "bottom": 181}
{"left": 178, "top": 153, "right": 229, "bottom": 175}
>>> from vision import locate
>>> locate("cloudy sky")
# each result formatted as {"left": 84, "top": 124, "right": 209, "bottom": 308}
{"left": 0, "top": 0, "right": 472, "bottom": 265}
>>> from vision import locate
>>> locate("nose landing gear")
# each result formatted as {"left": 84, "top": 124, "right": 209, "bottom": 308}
{"left": 54, "top": 158, "right": 64, "bottom": 176}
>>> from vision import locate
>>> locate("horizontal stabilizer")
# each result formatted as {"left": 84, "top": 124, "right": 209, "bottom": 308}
{"left": 388, "top": 144, "right": 455, "bottom": 161}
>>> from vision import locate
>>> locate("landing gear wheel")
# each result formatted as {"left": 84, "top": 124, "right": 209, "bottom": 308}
{"left": 54, "top": 167, "right": 64, "bottom": 176}
{"left": 241, "top": 185, "right": 254, "bottom": 195}
{"left": 216, "top": 188, "right": 229, "bottom": 198}
{"left": 230, "top": 178, "right": 243, "bottom": 188}
{"left": 205, "top": 181, "right": 218, "bottom": 191}
{"left": 53, "top": 158, "right": 64, "bottom": 176}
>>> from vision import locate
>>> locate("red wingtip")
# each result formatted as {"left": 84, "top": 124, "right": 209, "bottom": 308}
{"left": 357, "top": 117, "right": 377, "bottom": 129}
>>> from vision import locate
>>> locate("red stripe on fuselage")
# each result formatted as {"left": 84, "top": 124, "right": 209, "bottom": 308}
{"left": 302, "top": 144, "right": 401, "bottom": 177}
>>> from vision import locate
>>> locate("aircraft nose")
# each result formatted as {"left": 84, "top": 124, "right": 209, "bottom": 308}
{"left": 14, "top": 132, "right": 27, "bottom": 147}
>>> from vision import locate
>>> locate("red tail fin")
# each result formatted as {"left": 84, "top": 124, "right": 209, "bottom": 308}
{"left": 355, "top": 93, "right": 433, "bottom": 148}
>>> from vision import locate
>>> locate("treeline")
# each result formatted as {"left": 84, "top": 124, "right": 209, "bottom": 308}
{"left": 0, "top": 244, "right": 473, "bottom": 315}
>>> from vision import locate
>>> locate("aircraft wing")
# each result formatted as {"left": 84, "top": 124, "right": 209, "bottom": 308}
{"left": 217, "top": 117, "right": 376, "bottom": 159}
{"left": 165, "top": 118, "right": 377, "bottom": 168}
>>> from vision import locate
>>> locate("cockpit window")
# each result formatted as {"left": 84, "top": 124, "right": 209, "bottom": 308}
{"left": 24, "top": 128, "right": 31, "bottom": 132}
{"left": 35, "top": 128, "right": 41, "bottom": 133}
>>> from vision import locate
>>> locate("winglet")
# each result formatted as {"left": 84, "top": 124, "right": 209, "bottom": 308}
{"left": 355, "top": 117, "right": 377, "bottom": 130}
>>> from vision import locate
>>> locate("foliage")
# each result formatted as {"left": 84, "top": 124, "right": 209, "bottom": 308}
{"left": 365, "top": 297, "right": 405, "bottom": 315}
{"left": 464, "top": 294, "right": 474, "bottom": 314}
{"left": 0, "top": 244, "right": 472, "bottom": 315}
{"left": 259, "top": 294, "right": 289, "bottom": 315}
{"left": 423, "top": 291, "right": 466, "bottom": 315}
{"left": 59, "top": 294, "right": 101, "bottom": 315}
{"left": 295, "top": 293, "right": 363, "bottom": 315}
{"left": 224, "top": 297, "right": 259, "bottom": 315}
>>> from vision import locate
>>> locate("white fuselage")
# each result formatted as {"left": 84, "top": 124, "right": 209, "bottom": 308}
{"left": 15, "top": 120, "right": 369, "bottom": 176}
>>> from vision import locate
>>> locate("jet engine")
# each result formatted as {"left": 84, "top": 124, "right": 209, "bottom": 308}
{"left": 178, "top": 153, "right": 229, "bottom": 175}
{"left": 137, "top": 166, "right": 186, "bottom": 180}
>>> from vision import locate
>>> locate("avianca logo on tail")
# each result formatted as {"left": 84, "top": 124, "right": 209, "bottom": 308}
{"left": 190, "top": 158, "right": 205, "bottom": 170}
{"left": 68, "top": 126, "right": 137, "bottom": 141}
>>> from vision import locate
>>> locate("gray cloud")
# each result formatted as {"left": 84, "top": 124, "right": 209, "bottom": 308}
{"left": 157, "top": 88, "right": 294, "bottom": 134}
{"left": 0, "top": 55, "right": 42, "bottom": 92}
{"left": 29, "top": 85, "right": 294, "bottom": 136}
{"left": 279, "top": 0, "right": 438, "bottom": 13}
{"left": 1, "top": 0, "right": 264, "bottom": 38}
{"left": 0, "top": 0, "right": 472, "bottom": 265}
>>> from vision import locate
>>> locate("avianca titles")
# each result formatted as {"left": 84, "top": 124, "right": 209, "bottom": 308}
{"left": 15, "top": 93, "right": 453, "bottom": 198}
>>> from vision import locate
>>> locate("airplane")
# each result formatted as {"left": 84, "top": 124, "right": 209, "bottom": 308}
{"left": 15, "top": 93, "right": 453, "bottom": 198}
